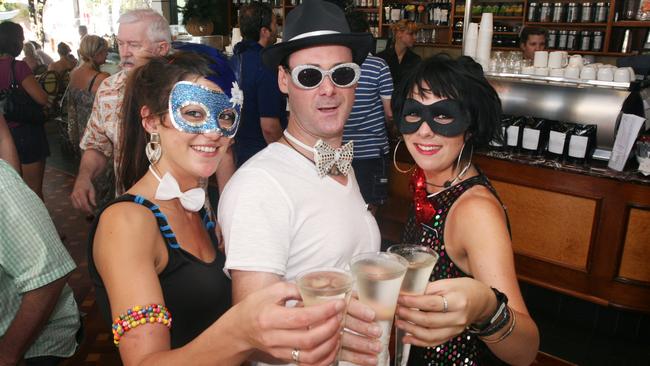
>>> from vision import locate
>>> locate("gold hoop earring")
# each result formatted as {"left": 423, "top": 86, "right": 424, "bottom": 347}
{"left": 146, "top": 132, "right": 162, "bottom": 165}
{"left": 393, "top": 138, "right": 414, "bottom": 174}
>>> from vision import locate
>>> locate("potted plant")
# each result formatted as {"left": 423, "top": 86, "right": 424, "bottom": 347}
{"left": 179, "top": 0, "right": 219, "bottom": 36}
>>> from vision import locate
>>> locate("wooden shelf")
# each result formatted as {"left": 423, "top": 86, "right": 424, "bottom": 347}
{"left": 526, "top": 22, "right": 607, "bottom": 27}
{"left": 453, "top": 15, "right": 523, "bottom": 19}
{"left": 353, "top": 7, "right": 379, "bottom": 12}
{"left": 384, "top": 23, "right": 449, "bottom": 28}
{"left": 447, "top": 44, "right": 519, "bottom": 50}
{"left": 453, "top": 30, "right": 519, "bottom": 34}
{"left": 544, "top": 49, "right": 639, "bottom": 56}
{"left": 612, "top": 20, "right": 650, "bottom": 27}
{"left": 415, "top": 42, "right": 455, "bottom": 46}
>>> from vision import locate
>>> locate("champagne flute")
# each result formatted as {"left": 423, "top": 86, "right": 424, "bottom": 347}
{"left": 387, "top": 244, "right": 439, "bottom": 366}
{"left": 350, "top": 252, "right": 409, "bottom": 366}
{"left": 296, "top": 267, "right": 354, "bottom": 365}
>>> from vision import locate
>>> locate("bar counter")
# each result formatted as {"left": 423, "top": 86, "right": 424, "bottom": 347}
{"left": 378, "top": 149, "right": 650, "bottom": 313}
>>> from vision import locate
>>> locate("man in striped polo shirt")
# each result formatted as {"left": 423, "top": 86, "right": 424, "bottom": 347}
{"left": 344, "top": 12, "right": 394, "bottom": 213}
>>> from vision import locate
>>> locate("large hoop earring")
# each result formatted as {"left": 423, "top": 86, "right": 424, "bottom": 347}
{"left": 393, "top": 138, "right": 414, "bottom": 174}
{"left": 146, "top": 132, "right": 162, "bottom": 165}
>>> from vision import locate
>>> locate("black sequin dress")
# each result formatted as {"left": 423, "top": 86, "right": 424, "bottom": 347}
{"left": 402, "top": 173, "right": 509, "bottom": 366}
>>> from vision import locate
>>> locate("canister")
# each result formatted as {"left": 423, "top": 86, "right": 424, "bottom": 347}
{"left": 595, "top": 2, "right": 609, "bottom": 22}
{"left": 528, "top": 2, "right": 539, "bottom": 21}
{"left": 581, "top": 2, "right": 594, "bottom": 22}
{"left": 552, "top": 2, "right": 565, "bottom": 22}
{"left": 558, "top": 29, "right": 569, "bottom": 49}
{"left": 540, "top": 2, "right": 552, "bottom": 21}
{"left": 592, "top": 30, "right": 604, "bottom": 50}
{"left": 566, "top": 2, "right": 580, "bottom": 22}
{"left": 547, "top": 29, "right": 558, "bottom": 48}
{"left": 567, "top": 30, "right": 578, "bottom": 49}
{"left": 580, "top": 30, "right": 592, "bottom": 50}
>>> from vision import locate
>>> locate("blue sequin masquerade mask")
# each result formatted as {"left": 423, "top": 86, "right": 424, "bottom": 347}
{"left": 169, "top": 81, "right": 243, "bottom": 137}
{"left": 399, "top": 98, "right": 470, "bottom": 137}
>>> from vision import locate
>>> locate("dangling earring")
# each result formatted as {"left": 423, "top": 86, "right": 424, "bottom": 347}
{"left": 393, "top": 137, "right": 415, "bottom": 174}
{"left": 146, "top": 132, "right": 162, "bottom": 165}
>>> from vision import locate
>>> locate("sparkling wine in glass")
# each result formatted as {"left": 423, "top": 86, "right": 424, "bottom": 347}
{"left": 387, "top": 244, "right": 439, "bottom": 366}
{"left": 350, "top": 252, "right": 409, "bottom": 366}
{"left": 296, "top": 267, "right": 354, "bottom": 365}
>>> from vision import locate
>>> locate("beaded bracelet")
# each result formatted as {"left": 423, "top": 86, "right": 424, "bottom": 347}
{"left": 112, "top": 304, "right": 172, "bottom": 347}
{"left": 480, "top": 306, "right": 517, "bottom": 344}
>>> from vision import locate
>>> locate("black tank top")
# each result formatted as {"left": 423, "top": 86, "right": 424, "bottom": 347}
{"left": 88, "top": 194, "right": 232, "bottom": 349}
{"left": 402, "top": 172, "right": 509, "bottom": 366}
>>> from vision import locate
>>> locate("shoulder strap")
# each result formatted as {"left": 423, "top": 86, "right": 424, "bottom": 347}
{"left": 10, "top": 59, "right": 18, "bottom": 88}
{"left": 87, "top": 72, "right": 101, "bottom": 93}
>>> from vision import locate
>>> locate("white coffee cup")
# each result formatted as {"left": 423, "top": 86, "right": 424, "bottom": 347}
{"left": 580, "top": 66, "right": 597, "bottom": 80}
{"left": 613, "top": 68, "right": 630, "bottom": 82}
{"left": 568, "top": 54, "right": 583, "bottom": 67}
{"left": 533, "top": 51, "right": 549, "bottom": 68}
{"left": 626, "top": 67, "right": 636, "bottom": 81}
{"left": 548, "top": 51, "right": 568, "bottom": 69}
{"left": 535, "top": 67, "right": 549, "bottom": 76}
{"left": 597, "top": 67, "right": 614, "bottom": 81}
{"left": 564, "top": 66, "right": 581, "bottom": 79}
{"left": 549, "top": 68, "right": 565, "bottom": 77}
{"left": 522, "top": 66, "right": 536, "bottom": 75}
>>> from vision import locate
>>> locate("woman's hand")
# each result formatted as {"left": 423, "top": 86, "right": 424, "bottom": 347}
{"left": 395, "top": 277, "right": 497, "bottom": 347}
{"left": 339, "top": 295, "right": 382, "bottom": 366}
{"left": 235, "top": 282, "right": 345, "bottom": 366}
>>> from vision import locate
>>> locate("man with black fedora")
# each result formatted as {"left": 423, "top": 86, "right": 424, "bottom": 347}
{"left": 218, "top": 0, "right": 382, "bottom": 365}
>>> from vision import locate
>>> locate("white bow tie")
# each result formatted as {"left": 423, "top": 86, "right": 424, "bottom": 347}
{"left": 149, "top": 166, "right": 205, "bottom": 212}
{"left": 283, "top": 130, "right": 354, "bottom": 178}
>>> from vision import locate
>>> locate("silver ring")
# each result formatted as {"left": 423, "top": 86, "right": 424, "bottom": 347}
{"left": 441, "top": 295, "right": 448, "bottom": 313}
{"left": 291, "top": 348, "right": 300, "bottom": 363}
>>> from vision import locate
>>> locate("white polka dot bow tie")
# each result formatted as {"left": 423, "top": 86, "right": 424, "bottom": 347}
{"left": 313, "top": 139, "right": 354, "bottom": 177}
{"left": 284, "top": 130, "right": 354, "bottom": 178}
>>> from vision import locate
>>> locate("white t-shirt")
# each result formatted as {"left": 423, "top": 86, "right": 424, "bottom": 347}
{"left": 219, "top": 142, "right": 381, "bottom": 281}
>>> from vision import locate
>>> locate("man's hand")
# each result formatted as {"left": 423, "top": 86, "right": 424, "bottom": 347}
{"left": 70, "top": 175, "right": 96, "bottom": 214}
{"left": 70, "top": 149, "right": 108, "bottom": 214}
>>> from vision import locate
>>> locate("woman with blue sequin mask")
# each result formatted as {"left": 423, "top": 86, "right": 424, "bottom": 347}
{"left": 391, "top": 55, "right": 540, "bottom": 366}
{"left": 88, "top": 52, "right": 348, "bottom": 366}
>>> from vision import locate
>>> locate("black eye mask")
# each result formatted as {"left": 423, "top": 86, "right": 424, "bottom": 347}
{"left": 399, "top": 98, "right": 470, "bottom": 137}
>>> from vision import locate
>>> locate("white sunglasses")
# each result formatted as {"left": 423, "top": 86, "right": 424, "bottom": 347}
{"left": 285, "top": 62, "right": 361, "bottom": 89}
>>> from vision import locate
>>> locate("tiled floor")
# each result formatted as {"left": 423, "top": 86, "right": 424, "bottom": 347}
{"left": 42, "top": 125, "right": 649, "bottom": 366}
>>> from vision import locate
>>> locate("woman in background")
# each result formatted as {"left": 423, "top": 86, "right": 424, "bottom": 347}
{"left": 392, "top": 55, "right": 539, "bottom": 365}
{"left": 21, "top": 41, "right": 47, "bottom": 74}
{"left": 0, "top": 21, "right": 50, "bottom": 199}
{"left": 67, "top": 35, "right": 110, "bottom": 155}
{"left": 48, "top": 42, "right": 77, "bottom": 74}
{"left": 376, "top": 19, "right": 421, "bottom": 87}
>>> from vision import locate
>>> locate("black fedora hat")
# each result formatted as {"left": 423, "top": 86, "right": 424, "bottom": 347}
{"left": 261, "top": 0, "right": 373, "bottom": 69}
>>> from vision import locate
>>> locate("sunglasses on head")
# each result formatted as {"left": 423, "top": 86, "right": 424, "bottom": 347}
{"left": 285, "top": 62, "right": 361, "bottom": 89}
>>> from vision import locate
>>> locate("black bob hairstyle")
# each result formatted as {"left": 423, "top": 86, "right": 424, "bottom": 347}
{"left": 392, "top": 54, "right": 504, "bottom": 148}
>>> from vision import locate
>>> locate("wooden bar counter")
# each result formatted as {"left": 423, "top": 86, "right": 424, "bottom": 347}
{"left": 378, "top": 149, "right": 650, "bottom": 313}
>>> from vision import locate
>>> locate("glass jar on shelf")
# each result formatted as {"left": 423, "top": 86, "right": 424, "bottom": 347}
{"left": 527, "top": 2, "right": 540, "bottom": 21}
{"left": 594, "top": 2, "right": 609, "bottom": 22}
{"left": 566, "top": 2, "right": 580, "bottom": 22}
{"left": 540, "top": 2, "right": 553, "bottom": 21}
{"left": 581, "top": 2, "right": 594, "bottom": 22}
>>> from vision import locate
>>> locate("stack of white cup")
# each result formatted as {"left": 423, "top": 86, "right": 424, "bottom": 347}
{"left": 463, "top": 23, "right": 479, "bottom": 58}
{"left": 475, "top": 13, "right": 493, "bottom": 70}
{"left": 519, "top": 50, "right": 634, "bottom": 83}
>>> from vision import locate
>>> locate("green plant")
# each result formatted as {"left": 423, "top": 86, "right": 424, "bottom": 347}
{"left": 179, "top": 0, "right": 219, "bottom": 25}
